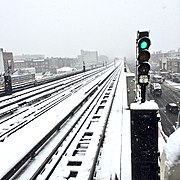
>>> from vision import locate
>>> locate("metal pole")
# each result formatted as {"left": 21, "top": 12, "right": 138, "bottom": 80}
{"left": 135, "top": 31, "right": 139, "bottom": 101}
{"left": 141, "top": 85, "right": 146, "bottom": 103}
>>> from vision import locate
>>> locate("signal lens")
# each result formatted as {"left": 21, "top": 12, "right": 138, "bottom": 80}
{"left": 138, "top": 63, "right": 150, "bottom": 74}
{"left": 138, "top": 37, "right": 151, "bottom": 50}
{"left": 138, "top": 50, "right": 150, "bottom": 62}
{"left": 140, "top": 41, "right": 148, "bottom": 49}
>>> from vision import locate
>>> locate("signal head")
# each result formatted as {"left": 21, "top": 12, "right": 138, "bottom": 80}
{"left": 136, "top": 30, "right": 151, "bottom": 86}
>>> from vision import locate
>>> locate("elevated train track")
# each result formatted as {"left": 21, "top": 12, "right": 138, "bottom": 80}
{"left": 0, "top": 62, "right": 123, "bottom": 179}
{"left": 0, "top": 66, "right": 110, "bottom": 116}
{"left": 0, "top": 65, "right": 115, "bottom": 141}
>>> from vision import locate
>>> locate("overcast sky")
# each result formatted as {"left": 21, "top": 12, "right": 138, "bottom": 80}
{"left": 0, "top": 0, "right": 180, "bottom": 59}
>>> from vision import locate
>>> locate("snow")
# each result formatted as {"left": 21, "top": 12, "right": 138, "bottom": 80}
{"left": 169, "top": 102, "right": 177, "bottom": 107}
{"left": 57, "top": 67, "right": 74, "bottom": 73}
{"left": 95, "top": 65, "right": 131, "bottom": 180}
{"left": 0, "top": 72, "right": 103, "bottom": 178}
{"left": 158, "top": 122, "right": 168, "bottom": 155}
{"left": 130, "top": 99, "right": 159, "bottom": 110}
{"left": 0, "top": 66, "right": 117, "bottom": 179}
{"left": 164, "top": 128, "right": 180, "bottom": 169}
{"left": 121, "top": 109, "right": 131, "bottom": 180}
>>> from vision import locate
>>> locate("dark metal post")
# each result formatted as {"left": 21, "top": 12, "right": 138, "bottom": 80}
{"left": 4, "top": 60, "right": 12, "bottom": 95}
{"left": 83, "top": 61, "right": 85, "bottom": 72}
{"left": 140, "top": 85, "right": 146, "bottom": 103}
{"left": 4, "top": 75, "right": 12, "bottom": 95}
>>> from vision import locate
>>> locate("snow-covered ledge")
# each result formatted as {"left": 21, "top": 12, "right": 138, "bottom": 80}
{"left": 160, "top": 128, "right": 180, "bottom": 180}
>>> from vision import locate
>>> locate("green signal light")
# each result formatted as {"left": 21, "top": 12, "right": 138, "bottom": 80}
{"left": 140, "top": 41, "right": 148, "bottom": 49}
{"left": 138, "top": 37, "right": 151, "bottom": 50}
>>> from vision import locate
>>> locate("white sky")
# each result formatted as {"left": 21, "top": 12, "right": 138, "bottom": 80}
{"left": 0, "top": 0, "right": 180, "bottom": 59}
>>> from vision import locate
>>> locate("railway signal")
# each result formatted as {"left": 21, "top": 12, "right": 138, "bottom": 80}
{"left": 136, "top": 30, "right": 151, "bottom": 103}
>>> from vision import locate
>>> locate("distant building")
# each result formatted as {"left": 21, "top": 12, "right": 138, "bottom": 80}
{"left": 98, "top": 55, "right": 109, "bottom": 65}
{"left": 14, "top": 56, "right": 77, "bottom": 74}
{"left": 151, "top": 48, "right": 180, "bottom": 73}
{"left": 47, "top": 57, "right": 76, "bottom": 70}
{"left": 14, "top": 59, "right": 49, "bottom": 74}
{"left": 18, "top": 67, "right": 36, "bottom": 75}
{"left": 79, "top": 50, "right": 98, "bottom": 68}
{"left": 0, "top": 48, "right": 14, "bottom": 75}
{"left": 167, "top": 57, "right": 180, "bottom": 73}
{"left": 159, "top": 57, "right": 168, "bottom": 70}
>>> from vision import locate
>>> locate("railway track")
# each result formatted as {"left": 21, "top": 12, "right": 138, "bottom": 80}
{"left": 0, "top": 67, "right": 107, "bottom": 110}
{"left": 0, "top": 63, "right": 123, "bottom": 179}
{"left": 0, "top": 66, "right": 115, "bottom": 141}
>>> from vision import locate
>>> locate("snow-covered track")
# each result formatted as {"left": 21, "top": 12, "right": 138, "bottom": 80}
{"left": 0, "top": 64, "right": 122, "bottom": 180}
{"left": 0, "top": 66, "right": 113, "bottom": 141}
